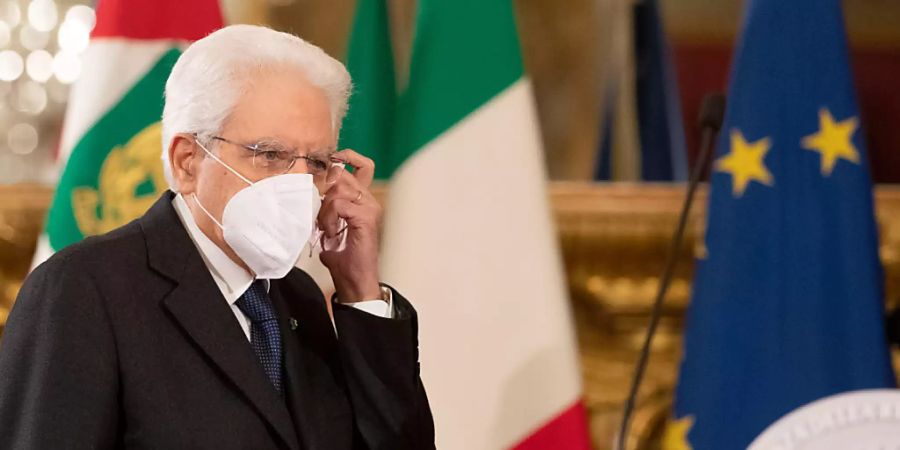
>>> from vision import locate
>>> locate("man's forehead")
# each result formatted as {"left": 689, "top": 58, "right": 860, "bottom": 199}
{"left": 223, "top": 96, "right": 335, "bottom": 144}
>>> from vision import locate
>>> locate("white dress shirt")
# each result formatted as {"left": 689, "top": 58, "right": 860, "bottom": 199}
{"left": 171, "top": 194, "right": 392, "bottom": 341}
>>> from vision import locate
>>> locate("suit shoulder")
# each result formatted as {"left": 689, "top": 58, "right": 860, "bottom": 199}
{"left": 17, "top": 220, "right": 147, "bottom": 327}
{"left": 34, "top": 219, "right": 145, "bottom": 277}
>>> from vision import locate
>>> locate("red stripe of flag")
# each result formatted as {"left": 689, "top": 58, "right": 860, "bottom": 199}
{"left": 511, "top": 400, "right": 592, "bottom": 450}
{"left": 92, "top": 0, "right": 223, "bottom": 41}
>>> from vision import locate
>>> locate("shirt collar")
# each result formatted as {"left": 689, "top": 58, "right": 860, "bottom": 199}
{"left": 171, "top": 193, "right": 268, "bottom": 305}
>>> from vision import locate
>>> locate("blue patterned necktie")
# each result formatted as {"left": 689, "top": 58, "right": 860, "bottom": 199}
{"left": 235, "top": 280, "right": 283, "bottom": 395}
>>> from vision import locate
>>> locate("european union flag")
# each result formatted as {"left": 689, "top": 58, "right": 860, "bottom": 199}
{"left": 669, "top": 0, "right": 897, "bottom": 448}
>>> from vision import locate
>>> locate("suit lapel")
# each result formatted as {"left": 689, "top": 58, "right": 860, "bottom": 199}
{"left": 270, "top": 276, "right": 353, "bottom": 450}
{"left": 140, "top": 192, "right": 300, "bottom": 450}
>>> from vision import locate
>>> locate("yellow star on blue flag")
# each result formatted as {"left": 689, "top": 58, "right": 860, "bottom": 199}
{"left": 662, "top": 416, "right": 694, "bottom": 450}
{"left": 801, "top": 108, "right": 859, "bottom": 176}
{"left": 715, "top": 130, "right": 774, "bottom": 197}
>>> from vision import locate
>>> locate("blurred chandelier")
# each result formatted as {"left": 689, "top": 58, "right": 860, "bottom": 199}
{"left": 0, "top": 0, "right": 94, "bottom": 184}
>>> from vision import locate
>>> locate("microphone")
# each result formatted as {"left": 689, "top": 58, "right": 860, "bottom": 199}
{"left": 615, "top": 93, "right": 726, "bottom": 450}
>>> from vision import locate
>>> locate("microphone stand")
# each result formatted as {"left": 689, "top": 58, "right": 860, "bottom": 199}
{"left": 614, "top": 93, "right": 726, "bottom": 450}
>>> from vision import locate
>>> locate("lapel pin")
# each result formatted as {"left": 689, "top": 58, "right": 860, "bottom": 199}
{"left": 289, "top": 317, "right": 299, "bottom": 330}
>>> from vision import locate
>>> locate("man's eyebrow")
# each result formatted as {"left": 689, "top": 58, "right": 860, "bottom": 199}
{"left": 246, "top": 137, "right": 334, "bottom": 155}
{"left": 247, "top": 138, "right": 299, "bottom": 153}
{"left": 309, "top": 146, "right": 337, "bottom": 154}
{"left": 251, "top": 136, "right": 290, "bottom": 146}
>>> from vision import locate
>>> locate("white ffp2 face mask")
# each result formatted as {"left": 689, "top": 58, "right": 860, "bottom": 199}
{"left": 191, "top": 142, "right": 322, "bottom": 279}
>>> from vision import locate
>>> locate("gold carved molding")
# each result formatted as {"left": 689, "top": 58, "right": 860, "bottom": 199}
{"left": 2, "top": 182, "right": 900, "bottom": 449}
{"left": 549, "top": 182, "right": 900, "bottom": 449}
{"left": 0, "top": 184, "right": 52, "bottom": 326}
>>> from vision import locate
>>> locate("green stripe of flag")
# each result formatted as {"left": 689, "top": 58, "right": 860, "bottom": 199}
{"left": 390, "top": 0, "right": 524, "bottom": 174}
{"left": 46, "top": 48, "right": 181, "bottom": 250}
{"left": 340, "top": 0, "right": 396, "bottom": 180}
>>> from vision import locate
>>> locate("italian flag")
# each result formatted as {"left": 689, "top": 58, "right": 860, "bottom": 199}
{"left": 378, "top": 0, "right": 591, "bottom": 448}
{"left": 32, "top": 0, "right": 222, "bottom": 265}
{"left": 340, "top": 0, "right": 395, "bottom": 181}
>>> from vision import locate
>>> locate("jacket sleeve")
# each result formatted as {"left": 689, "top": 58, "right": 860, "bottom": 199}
{"left": 0, "top": 252, "right": 119, "bottom": 449}
{"left": 332, "top": 285, "right": 435, "bottom": 450}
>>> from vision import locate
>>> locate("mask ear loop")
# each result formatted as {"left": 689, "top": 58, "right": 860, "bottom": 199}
{"left": 308, "top": 228, "right": 323, "bottom": 257}
{"left": 195, "top": 138, "right": 254, "bottom": 186}
{"left": 191, "top": 193, "right": 225, "bottom": 229}
{"left": 190, "top": 138, "right": 250, "bottom": 232}
{"left": 307, "top": 224, "right": 349, "bottom": 257}
{"left": 309, "top": 161, "right": 349, "bottom": 256}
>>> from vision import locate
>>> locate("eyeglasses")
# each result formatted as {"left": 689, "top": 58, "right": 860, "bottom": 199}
{"left": 200, "top": 135, "right": 344, "bottom": 186}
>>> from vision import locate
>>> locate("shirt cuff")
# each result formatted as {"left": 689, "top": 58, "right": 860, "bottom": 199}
{"left": 342, "top": 285, "right": 394, "bottom": 319}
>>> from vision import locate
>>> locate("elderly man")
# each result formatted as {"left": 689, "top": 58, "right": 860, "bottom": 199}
{"left": 0, "top": 25, "right": 434, "bottom": 449}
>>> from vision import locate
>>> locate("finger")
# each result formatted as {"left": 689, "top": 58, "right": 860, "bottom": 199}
{"left": 321, "top": 171, "right": 372, "bottom": 205}
{"left": 317, "top": 196, "right": 348, "bottom": 237}
{"left": 322, "top": 173, "right": 359, "bottom": 199}
{"left": 318, "top": 198, "right": 376, "bottom": 238}
{"left": 333, "top": 149, "right": 375, "bottom": 187}
{"left": 319, "top": 242, "right": 350, "bottom": 268}
{"left": 319, "top": 247, "right": 335, "bottom": 268}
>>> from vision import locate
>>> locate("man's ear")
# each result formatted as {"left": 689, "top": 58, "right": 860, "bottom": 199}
{"left": 169, "top": 134, "right": 200, "bottom": 194}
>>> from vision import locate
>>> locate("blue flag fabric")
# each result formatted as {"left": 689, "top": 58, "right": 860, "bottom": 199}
{"left": 671, "top": 0, "right": 896, "bottom": 448}
{"left": 596, "top": 0, "right": 687, "bottom": 181}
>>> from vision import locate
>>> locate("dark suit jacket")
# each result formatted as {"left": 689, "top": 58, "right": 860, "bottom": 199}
{"left": 0, "top": 192, "right": 434, "bottom": 449}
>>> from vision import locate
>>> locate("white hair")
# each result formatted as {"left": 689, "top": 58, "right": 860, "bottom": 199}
{"left": 161, "top": 24, "right": 352, "bottom": 191}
